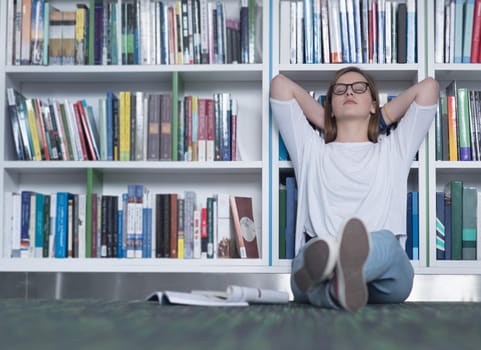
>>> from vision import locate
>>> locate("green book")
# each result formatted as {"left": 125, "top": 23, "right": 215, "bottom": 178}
{"left": 85, "top": 169, "right": 103, "bottom": 258}
{"left": 278, "top": 186, "right": 287, "bottom": 260}
{"left": 172, "top": 72, "right": 182, "bottom": 161}
{"left": 450, "top": 180, "right": 463, "bottom": 260}
{"left": 456, "top": 88, "right": 472, "bottom": 160}
{"left": 462, "top": 186, "right": 477, "bottom": 260}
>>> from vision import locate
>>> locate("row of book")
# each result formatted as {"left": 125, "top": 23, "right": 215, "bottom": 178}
{"left": 7, "top": 88, "right": 239, "bottom": 162}
{"left": 435, "top": 81, "right": 481, "bottom": 161}
{"left": 3, "top": 186, "right": 260, "bottom": 260}
{"left": 280, "top": 0, "right": 416, "bottom": 65}
{"left": 8, "top": 0, "right": 260, "bottom": 66}
{"left": 434, "top": 0, "right": 481, "bottom": 64}
{"left": 436, "top": 180, "right": 481, "bottom": 260}
{"left": 278, "top": 176, "right": 420, "bottom": 260}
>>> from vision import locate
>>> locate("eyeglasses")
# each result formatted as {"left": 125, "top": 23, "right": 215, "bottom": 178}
{"left": 332, "top": 81, "right": 370, "bottom": 95}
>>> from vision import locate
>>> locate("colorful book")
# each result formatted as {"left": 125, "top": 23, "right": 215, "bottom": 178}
{"left": 436, "top": 191, "right": 446, "bottom": 260}
{"left": 230, "top": 196, "right": 259, "bottom": 259}
{"left": 462, "top": 186, "right": 477, "bottom": 259}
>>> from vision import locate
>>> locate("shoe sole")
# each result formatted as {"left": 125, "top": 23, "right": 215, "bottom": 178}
{"left": 336, "top": 218, "right": 370, "bottom": 312}
{"left": 294, "top": 239, "right": 330, "bottom": 293}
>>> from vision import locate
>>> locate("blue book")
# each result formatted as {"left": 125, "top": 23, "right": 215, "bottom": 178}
{"left": 221, "top": 94, "right": 232, "bottom": 161}
{"left": 55, "top": 192, "right": 72, "bottom": 258}
{"left": 436, "top": 192, "right": 446, "bottom": 260}
{"left": 406, "top": 192, "right": 413, "bottom": 259}
{"left": 142, "top": 196, "right": 151, "bottom": 258}
{"left": 463, "top": 0, "right": 475, "bottom": 62}
{"left": 106, "top": 91, "right": 115, "bottom": 161}
{"left": 412, "top": 192, "right": 419, "bottom": 260}
{"left": 117, "top": 194, "right": 124, "bottom": 258}
{"left": 406, "top": 0, "right": 417, "bottom": 63}
{"left": 279, "top": 134, "right": 290, "bottom": 161}
{"left": 285, "top": 177, "right": 298, "bottom": 259}
{"left": 304, "top": 0, "right": 314, "bottom": 64}
{"left": 444, "top": 192, "right": 452, "bottom": 260}
{"left": 20, "top": 191, "right": 33, "bottom": 257}
{"left": 35, "top": 193, "right": 45, "bottom": 257}
{"left": 454, "top": 0, "right": 465, "bottom": 63}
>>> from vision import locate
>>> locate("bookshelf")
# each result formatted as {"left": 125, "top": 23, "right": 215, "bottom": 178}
{"left": 270, "top": 0, "right": 429, "bottom": 271}
{"left": 0, "top": 0, "right": 271, "bottom": 272}
{"left": 2, "top": 0, "right": 480, "bottom": 278}
{"left": 427, "top": 0, "right": 481, "bottom": 273}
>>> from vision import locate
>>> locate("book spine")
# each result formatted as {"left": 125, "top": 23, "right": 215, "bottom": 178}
{"left": 462, "top": 186, "right": 477, "bottom": 260}
{"left": 450, "top": 180, "right": 463, "bottom": 260}
{"left": 456, "top": 88, "right": 472, "bottom": 161}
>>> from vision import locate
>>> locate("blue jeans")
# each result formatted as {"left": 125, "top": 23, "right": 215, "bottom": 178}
{"left": 291, "top": 230, "right": 414, "bottom": 308}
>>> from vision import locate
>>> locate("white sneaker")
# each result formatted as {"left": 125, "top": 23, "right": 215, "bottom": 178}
{"left": 293, "top": 235, "right": 338, "bottom": 293}
{"left": 332, "top": 217, "right": 370, "bottom": 312}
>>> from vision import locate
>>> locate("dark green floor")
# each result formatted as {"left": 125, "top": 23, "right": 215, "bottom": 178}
{"left": 1, "top": 299, "right": 480, "bottom": 350}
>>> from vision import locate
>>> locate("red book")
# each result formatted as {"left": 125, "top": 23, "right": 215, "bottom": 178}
{"left": 206, "top": 98, "right": 215, "bottom": 161}
{"left": 170, "top": 193, "right": 178, "bottom": 258}
{"left": 72, "top": 102, "right": 89, "bottom": 160}
{"left": 230, "top": 196, "right": 259, "bottom": 259}
{"left": 473, "top": 0, "right": 481, "bottom": 62}
{"left": 76, "top": 101, "right": 98, "bottom": 160}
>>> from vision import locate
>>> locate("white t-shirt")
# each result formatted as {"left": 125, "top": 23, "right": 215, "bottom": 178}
{"left": 270, "top": 98, "right": 436, "bottom": 254}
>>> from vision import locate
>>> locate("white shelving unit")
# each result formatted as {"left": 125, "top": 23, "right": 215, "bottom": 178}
{"left": 0, "top": 0, "right": 271, "bottom": 273}
{"left": 3, "top": 0, "right": 480, "bottom": 278}
{"left": 426, "top": 0, "right": 481, "bottom": 274}
{"left": 270, "top": 0, "right": 429, "bottom": 270}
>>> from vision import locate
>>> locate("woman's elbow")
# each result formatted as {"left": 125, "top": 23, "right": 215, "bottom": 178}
{"left": 270, "top": 74, "right": 292, "bottom": 100}
{"left": 417, "top": 77, "right": 440, "bottom": 106}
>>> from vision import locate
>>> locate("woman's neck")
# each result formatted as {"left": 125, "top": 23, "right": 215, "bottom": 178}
{"left": 335, "top": 120, "right": 370, "bottom": 142}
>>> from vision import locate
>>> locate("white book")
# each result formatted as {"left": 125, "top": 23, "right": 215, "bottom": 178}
{"left": 199, "top": 0, "right": 209, "bottom": 63}
{"left": 216, "top": 193, "right": 233, "bottom": 258}
{"left": 339, "top": 0, "right": 350, "bottom": 63}
{"left": 6, "top": 0, "right": 16, "bottom": 65}
{"left": 296, "top": 0, "right": 304, "bottom": 63}
{"left": 385, "top": 1, "right": 392, "bottom": 63}
{"left": 449, "top": 0, "right": 455, "bottom": 63}
{"left": 14, "top": 0, "right": 22, "bottom": 65}
{"left": 193, "top": 208, "right": 201, "bottom": 258}
{"left": 147, "top": 285, "right": 289, "bottom": 306}
{"left": 135, "top": 185, "right": 144, "bottom": 259}
{"left": 328, "top": 0, "right": 342, "bottom": 63}
{"left": 65, "top": 100, "right": 82, "bottom": 161}
{"left": 378, "top": 0, "right": 386, "bottom": 64}
{"left": 140, "top": 0, "right": 152, "bottom": 64}
{"left": 207, "top": 2, "right": 215, "bottom": 63}
{"left": 289, "top": 0, "right": 297, "bottom": 64}
{"left": 321, "top": 0, "right": 330, "bottom": 62}
{"left": 435, "top": 0, "right": 446, "bottom": 63}
{"left": 361, "top": 0, "right": 369, "bottom": 62}
{"left": 3, "top": 192, "right": 18, "bottom": 258}
{"left": 391, "top": 1, "right": 397, "bottom": 63}
{"left": 279, "top": 1, "right": 291, "bottom": 64}
{"left": 135, "top": 91, "right": 144, "bottom": 160}
{"left": 406, "top": 0, "right": 416, "bottom": 63}
{"left": 346, "top": 0, "right": 357, "bottom": 63}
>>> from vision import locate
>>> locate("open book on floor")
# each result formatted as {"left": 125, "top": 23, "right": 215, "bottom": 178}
{"left": 146, "top": 285, "right": 290, "bottom": 307}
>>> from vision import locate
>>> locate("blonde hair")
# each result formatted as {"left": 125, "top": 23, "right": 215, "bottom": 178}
{"left": 323, "top": 66, "right": 381, "bottom": 143}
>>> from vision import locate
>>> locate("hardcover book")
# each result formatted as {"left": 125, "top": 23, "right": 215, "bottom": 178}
{"left": 230, "top": 196, "right": 259, "bottom": 259}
